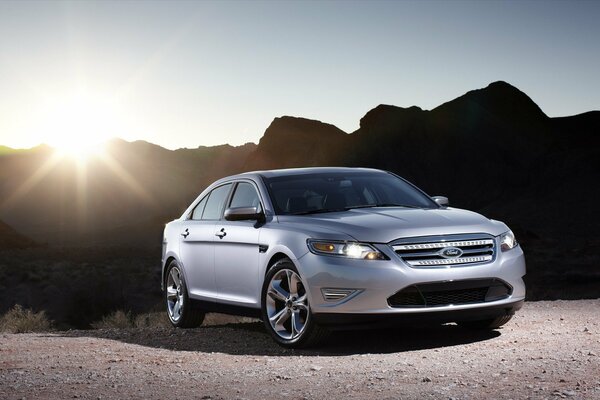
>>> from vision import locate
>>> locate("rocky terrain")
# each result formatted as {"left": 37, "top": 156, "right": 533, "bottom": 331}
{"left": 1, "top": 300, "right": 599, "bottom": 399}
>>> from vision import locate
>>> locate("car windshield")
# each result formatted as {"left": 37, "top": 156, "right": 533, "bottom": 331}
{"left": 262, "top": 171, "right": 438, "bottom": 215}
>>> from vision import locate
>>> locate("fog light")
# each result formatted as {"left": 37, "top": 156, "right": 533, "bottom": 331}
{"left": 321, "top": 288, "right": 359, "bottom": 302}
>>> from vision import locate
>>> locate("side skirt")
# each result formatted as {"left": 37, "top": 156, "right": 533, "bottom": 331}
{"left": 190, "top": 299, "right": 262, "bottom": 319}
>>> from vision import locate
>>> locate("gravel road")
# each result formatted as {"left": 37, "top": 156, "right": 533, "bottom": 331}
{"left": 1, "top": 300, "right": 599, "bottom": 400}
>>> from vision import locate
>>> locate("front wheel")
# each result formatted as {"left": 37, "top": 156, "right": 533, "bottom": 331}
{"left": 164, "top": 260, "right": 205, "bottom": 328}
{"left": 261, "top": 259, "right": 328, "bottom": 348}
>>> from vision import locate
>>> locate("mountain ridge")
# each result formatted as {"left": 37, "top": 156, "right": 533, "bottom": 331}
{"left": 0, "top": 80, "right": 598, "bottom": 246}
{"left": 2, "top": 80, "right": 597, "bottom": 154}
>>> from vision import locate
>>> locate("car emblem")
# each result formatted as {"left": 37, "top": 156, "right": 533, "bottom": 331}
{"left": 439, "top": 246, "right": 463, "bottom": 259}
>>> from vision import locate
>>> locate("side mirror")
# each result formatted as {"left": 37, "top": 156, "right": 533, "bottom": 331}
{"left": 432, "top": 196, "right": 449, "bottom": 207}
{"left": 224, "top": 206, "right": 264, "bottom": 222}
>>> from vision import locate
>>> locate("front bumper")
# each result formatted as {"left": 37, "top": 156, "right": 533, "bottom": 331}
{"left": 313, "top": 300, "right": 524, "bottom": 329}
{"left": 297, "top": 242, "right": 526, "bottom": 323}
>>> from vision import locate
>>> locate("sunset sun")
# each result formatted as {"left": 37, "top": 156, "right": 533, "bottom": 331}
{"left": 38, "top": 91, "right": 122, "bottom": 160}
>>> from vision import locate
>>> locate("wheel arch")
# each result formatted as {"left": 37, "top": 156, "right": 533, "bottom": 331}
{"left": 261, "top": 247, "right": 316, "bottom": 309}
{"left": 265, "top": 252, "right": 293, "bottom": 275}
{"left": 161, "top": 254, "right": 184, "bottom": 292}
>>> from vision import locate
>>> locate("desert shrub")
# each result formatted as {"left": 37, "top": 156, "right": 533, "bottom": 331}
{"left": 203, "top": 313, "right": 258, "bottom": 326}
{"left": 130, "top": 311, "right": 258, "bottom": 329}
{"left": 0, "top": 304, "right": 52, "bottom": 333}
{"left": 133, "top": 312, "right": 171, "bottom": 328}
{"left": 91, "top": 310, "right": 133, "bottom": 329}
{"left": 133, "top": 311, "right": 258, "bottom": 328}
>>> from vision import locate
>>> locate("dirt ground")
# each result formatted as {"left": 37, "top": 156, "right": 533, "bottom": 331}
{"left": 1, "top": 300, "right": 599, "bottom": 400}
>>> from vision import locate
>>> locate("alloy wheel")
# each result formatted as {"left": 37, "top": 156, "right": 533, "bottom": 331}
{"left": 265, "top": 269, "right": 309, "bottom": 340}
{"left": 166, "top": 266, "right": 185, "bottom": 323}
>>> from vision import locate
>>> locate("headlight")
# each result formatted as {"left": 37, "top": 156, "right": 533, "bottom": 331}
{"left": 307, "top": 239, "right": 387, "bottom": 260}
{"left": 499, "top": 230, "right": 518, "bottom": 252}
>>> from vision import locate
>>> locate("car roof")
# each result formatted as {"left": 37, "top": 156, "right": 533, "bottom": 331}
{"left": 233, "top": 167, "right": 385, "bottom": 180}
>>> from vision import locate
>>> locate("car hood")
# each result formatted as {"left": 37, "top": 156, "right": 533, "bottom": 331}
{"left": 277, "top": 207, "right": 508, "bottom": 243}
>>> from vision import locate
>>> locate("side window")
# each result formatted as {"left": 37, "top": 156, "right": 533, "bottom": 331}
{"left": 229, "top": 182, "right": 261, "bottom": 210}
{"left": 190, "top": 195, "right": 208, "bottom": 220}
{"left": 202, "top": 183, "right": 232, "bottom": 220}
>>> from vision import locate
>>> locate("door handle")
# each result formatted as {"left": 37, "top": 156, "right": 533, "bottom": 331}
{"left": 215, "top": 228, "right": 227, "bottom": 239}
{"left": 181, "top": 228, "right": 189, "bottom": 238}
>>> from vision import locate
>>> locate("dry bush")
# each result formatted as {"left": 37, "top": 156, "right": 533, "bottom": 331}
{"left": 203, "top": 313, "right": 258, "bottom": 326}
{"left": 91, "top": 310, "right": 259, "bottom": 330}
{"left": 133, "top": 312, "right": 171, "bottom": 328}
{"left": 0, "top": 304, "right": 52, "bottom": 333}
{"left": 133, "top": 312, "right": 257, "bottom": 328}
{"left": 91, "top": 310, "right": 132, "bottom": 329}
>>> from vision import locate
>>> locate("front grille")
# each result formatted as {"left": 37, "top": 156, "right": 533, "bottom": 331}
{"left": 392, "top": 234, "right": 495, "bottom": 267}
{"left": 387, "top": 278, "right": 512, "bottom": 308}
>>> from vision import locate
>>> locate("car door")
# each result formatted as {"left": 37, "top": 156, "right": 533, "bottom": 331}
{"left": 213, "top": 181, "right": 263, "bottom": 307}
{"left": 179, "top": 183, "right": 232, "bottom": 301}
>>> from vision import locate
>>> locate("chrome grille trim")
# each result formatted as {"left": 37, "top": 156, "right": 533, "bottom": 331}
{"left": 391, "top": 234, "right": 496, "bottom": 268}
{"left": 408, "top": 255, "right": 493, "bottom": 266}
{"left": 393, "top": 239, "right": 494, "bottom": 250}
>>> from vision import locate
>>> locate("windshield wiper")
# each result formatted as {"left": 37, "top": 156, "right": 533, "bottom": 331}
{"left": 345, "top": 203, "right": 423, "bottom": 209}
{"left": 291, "top": 204, "right": 422, "bottom": 215}
{"left": 291, "top": 208, "right": 348, "bottom": 215}
{"left": 290, "top": 207, "right": 348, "bottom": 215}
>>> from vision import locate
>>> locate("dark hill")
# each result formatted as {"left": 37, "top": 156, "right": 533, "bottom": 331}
{"left": 358, "top": 105, "right": 425, "bottom": 137}
{"left": 435, "top": 81, "right": 548, "bottom": 123}
{"left": 245, "top": 116, "right": 347, "bottom": 169}
{"left": 0, "top": 140, "right": 256, "bottom": 245}
{"left": 552, "top": 111, "right": 600, "bottom": 146}
{"left": 0, "top": 220, "right": 37, "bottom": 250}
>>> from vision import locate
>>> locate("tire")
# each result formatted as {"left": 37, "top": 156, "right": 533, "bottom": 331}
{"left": 164, "top": 260, "right": 205, "bottom": 328}
{"left": 261, "top": 258, "right": 329, "bottom": 348}
{"left": 458, "top": 315, "right": 513, "bottom": 330}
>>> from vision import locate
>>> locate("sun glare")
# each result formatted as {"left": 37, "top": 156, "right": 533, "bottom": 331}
{"left": 37, "top": 91, "right": 123, "bottom": 161}
{"left": 2, "top": 89, "right": 156, "bottom": 214}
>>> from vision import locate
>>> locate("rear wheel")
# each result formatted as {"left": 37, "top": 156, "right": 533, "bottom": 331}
{"left": 165, "top": 260, "right": 205, "bottom": 328}
{"left": 261, "top": 258, "right": 328, "bottom": 348}
{"left": 458, "top": 315, "right": 513, "bottom": 330}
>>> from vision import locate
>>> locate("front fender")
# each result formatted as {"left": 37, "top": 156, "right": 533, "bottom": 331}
{"left": 257, "top": 242, "right": 319, "bottom": 310}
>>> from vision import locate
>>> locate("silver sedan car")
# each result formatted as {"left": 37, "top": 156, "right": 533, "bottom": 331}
{"left": 161, "top": 167, "right": 526, "bottom": 348}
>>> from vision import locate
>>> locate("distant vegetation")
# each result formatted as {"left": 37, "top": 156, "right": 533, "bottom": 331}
{"left": 91, "top": 310, "right": 173, "bottom": 329}
{"left": 0, "top": 246, "right": 162, "bottom": 329}
{"left": 89, "top": 310, "right": 255, "bottom": 330}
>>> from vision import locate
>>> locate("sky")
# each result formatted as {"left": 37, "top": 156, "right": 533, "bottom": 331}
{"left": 0, "top": 0, "right": 599, "bottom": 150}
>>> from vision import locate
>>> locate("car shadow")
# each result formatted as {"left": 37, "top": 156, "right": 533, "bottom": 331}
{"left": 63, "top": 321, "right": 501, "bottom": 356}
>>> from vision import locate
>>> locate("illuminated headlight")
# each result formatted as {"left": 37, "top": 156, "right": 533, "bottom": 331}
{"left": 499, "top": 230, "right": 518, "bottom": 252}
{"left": 307, "top": 240, "right": 387, "bottom": 260}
